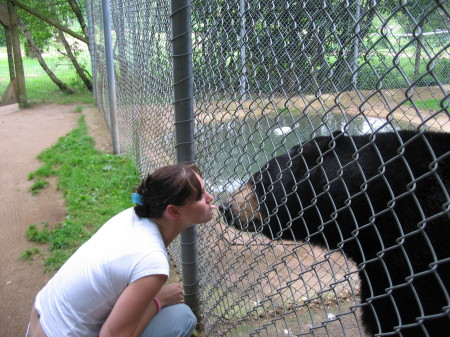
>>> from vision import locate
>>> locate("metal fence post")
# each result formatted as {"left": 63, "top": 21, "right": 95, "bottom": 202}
{"left": 102, "top": 0, "right": 120, "bottom": 154}
{"left": 171, "top": 0, "right": 200, "bottom": 323}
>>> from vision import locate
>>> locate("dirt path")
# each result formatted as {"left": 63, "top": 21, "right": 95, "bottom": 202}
{"left": 0, "top": 103, "right": 111, "bottom": 337}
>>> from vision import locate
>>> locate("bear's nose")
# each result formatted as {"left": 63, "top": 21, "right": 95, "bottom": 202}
{"left": 219, "top": 201, "right": 230, "bottom": 213}
{"left": 219, "top": 201, "right": 235, "bottom": 225}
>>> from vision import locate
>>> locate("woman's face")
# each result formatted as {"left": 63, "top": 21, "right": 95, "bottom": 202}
{"left": 178, "top": 173, "right": 216, "bottom": 225}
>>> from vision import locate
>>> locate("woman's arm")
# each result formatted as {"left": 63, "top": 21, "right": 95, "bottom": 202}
{"left": 99, "top": 274, "right": 167, "bottom": 337}
{"left": 133, "top": 283, "right": 186, "bottom": 335}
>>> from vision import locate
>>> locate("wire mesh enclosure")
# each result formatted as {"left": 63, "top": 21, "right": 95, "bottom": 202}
{"left": 87, "top": 0, "right": 449, "bottom": 336}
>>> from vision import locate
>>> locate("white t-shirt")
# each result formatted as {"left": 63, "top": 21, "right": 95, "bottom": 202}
{"left": 35, "top": 208, "right": 169, "bottom": 337}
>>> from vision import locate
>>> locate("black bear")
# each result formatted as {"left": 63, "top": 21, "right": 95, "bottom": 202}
{"left": 220, "top": 130, "right": 450, "bottom": 337}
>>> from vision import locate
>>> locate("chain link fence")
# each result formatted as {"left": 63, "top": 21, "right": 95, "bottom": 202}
{"left": 87, "top": 0, "right": 449, "bottom": 336}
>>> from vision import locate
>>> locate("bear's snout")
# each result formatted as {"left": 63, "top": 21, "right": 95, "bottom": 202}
{"left": 219, "top": 194, "right": 263, "bottom": 234}
{"left": 219, "top": 201, "right": 234, "bottom": 224}
{"left": 218, "top": 201, "right": 230, "bottom": 212}
{"left": 219, "top": 181, "right": 263, "bottom": 233}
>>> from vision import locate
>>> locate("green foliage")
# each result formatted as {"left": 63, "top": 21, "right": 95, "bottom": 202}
{"left": 193, "top": 0, "right": 384, "bottom": 93}
{"left": 392, "top": 0, "right": 449, "bottom": 32}
{"left": 192, "top": 0, "right": 449, "bottom": 94}
{"left": 26, "top": 115, "right": 140, "bottom": 271}
{"left": 17, "top": 3, "right": 53, "bottom": 52}
{"left": 16, "top": 0, "right": 83, "bottom": 51}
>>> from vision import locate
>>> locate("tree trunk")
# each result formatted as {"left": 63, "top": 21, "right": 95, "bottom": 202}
{"left": 414, "top": 33, "right": 423, "bottom": 82}
{"left": 24, "top": 40, "right": 34, "bottom": 58}
{"left": 7, "top": 0, "right": 27, "bottom": 107}
{"left": 17, "top": 16, "right": 74, "bottom": 94}
{"left": 4, "top": 26, "right": 15, "bottom": 81}
{"left": 46, "top": 0, "right": 92, "bottom": 91}
{"left": 66, "top": 0, "right": 89, "bottom": 45}
{"left": 57, "top": 29, "right": 93, "bottom": 91}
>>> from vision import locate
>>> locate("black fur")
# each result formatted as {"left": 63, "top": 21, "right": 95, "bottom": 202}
{"left": 222, "top": 130, "right": 450, "bottom": 336}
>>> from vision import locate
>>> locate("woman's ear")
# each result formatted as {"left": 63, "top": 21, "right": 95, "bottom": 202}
{"left": 166, "top": 205, "right": 181, "bottom": 219}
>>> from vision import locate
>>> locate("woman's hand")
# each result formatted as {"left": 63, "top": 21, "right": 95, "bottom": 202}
{"left": 156, "top": 283, "right": 185, "bottom": 307}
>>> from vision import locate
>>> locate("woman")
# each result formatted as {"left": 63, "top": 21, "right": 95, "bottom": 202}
{"left": 27, "top": 164, "right": 216, "bottom": 337}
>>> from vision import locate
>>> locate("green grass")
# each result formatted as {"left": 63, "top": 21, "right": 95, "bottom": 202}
{"left": 357, "top": 54, "right": 449, "bottom": 90}
{"left": 20, "top": 247, "right": 42, "bottom": 261}
{"left": 34, "top": 87, "right": 95, "bottom": 105}
{"left": 1, "top": 53, "right": 94, "bottom": 105}
{"left": 29, "top": 179, "right": 50, "bottom": 195}
{"left": 25, "top": 114, "right": 140, "bottom": 271}
{"left": 403, "top": 97, "right": 449, "bottom": 114}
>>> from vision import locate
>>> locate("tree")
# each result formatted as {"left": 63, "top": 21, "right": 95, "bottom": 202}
{"left": 47, "top": 0, "right": 92, "bottom": 91}
{"left": 12, "top": 0, "right": 92, "bottom": 92}
{"left": 17, "top": 15, "right": 74, "bottom": 94}
{"left": 192, "top": 0, "right": 388, "bottom": 95}
{"left": 395, "top": 0, "right": 450, "bottom": 83}
{"left": 67, "top": 0, "right": 88, "bottom": 44}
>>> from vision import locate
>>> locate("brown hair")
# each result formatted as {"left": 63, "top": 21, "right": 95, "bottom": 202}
{"left": 134, "top": 164, "right": 203, "bottom": 219}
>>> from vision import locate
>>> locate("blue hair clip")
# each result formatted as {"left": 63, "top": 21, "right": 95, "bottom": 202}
{"left": 132, "top": 193, "right": 144, "bottom": 205}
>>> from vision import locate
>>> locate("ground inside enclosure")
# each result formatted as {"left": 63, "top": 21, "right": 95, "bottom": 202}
{"left": 206, "top": 86, "right": 450, "bottom": 133}
{"left": 197, "top": 86, "right": 449, "bottom": 336}
{"left": 0, "top": 103, "right": 112, "bottom": 337}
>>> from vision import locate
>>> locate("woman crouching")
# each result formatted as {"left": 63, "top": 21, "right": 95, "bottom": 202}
{"left": 27, "top": 164, "right": 216, "bottom": 337}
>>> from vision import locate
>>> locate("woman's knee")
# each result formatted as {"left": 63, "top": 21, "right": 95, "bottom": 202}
{"left": 168, "top": 304, "right": 197, "bottom": 333}
{"left": 140, "top": 303, "right": 197, "bottom": 337}
{"left": 175, "top": 303, "right": 197, "bottom": 323}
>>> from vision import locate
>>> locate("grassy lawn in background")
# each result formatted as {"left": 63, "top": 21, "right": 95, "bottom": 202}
{"left": 1, "top": 51, "right": 93, "bottom": 105}
{"left": 403, "top": 97, "right": 450, "bottom": 115}
{"left": 23, "top": 114, "right": 140, "bottom": 271}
